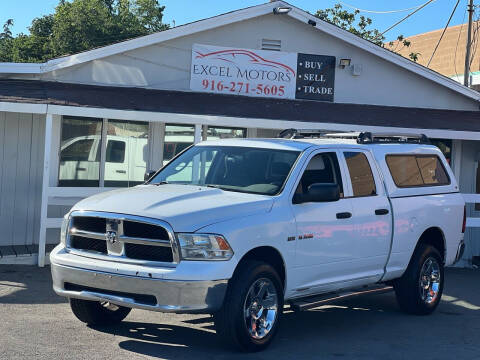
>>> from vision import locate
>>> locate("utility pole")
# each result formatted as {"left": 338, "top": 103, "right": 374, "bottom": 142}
{"left": 463, "top": 0, "right": 474, "bottom": 87}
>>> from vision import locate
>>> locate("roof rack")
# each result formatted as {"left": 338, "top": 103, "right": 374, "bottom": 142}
{"left": 356, "top": 132, "right": 430, "bottom": 144}
{"left": 277, "top": 128, "right": 430, "bottom": 145}
{"left": 277, "top": 128, "right": 357, "bottom": 139}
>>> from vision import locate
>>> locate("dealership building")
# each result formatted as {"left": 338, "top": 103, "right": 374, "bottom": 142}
{"left": 0, "top": 1, "right": 479, "bottom": 267}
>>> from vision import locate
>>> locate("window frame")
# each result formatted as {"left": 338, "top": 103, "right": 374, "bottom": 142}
{"left": 386, "top": 154, "right": 451, "bottom": 189}
{"left": 343, "top": 151, "right": 378, "bottom": 198}
{"left": 290, "top": 149, "right": 347, "bottom": 204}
{"left": 58, "top": 116, "right": 150, "bottom": 188}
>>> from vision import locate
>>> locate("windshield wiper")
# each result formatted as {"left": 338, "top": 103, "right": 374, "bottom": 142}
{"left": 205, "top": 184, "right": 226, "bottom": 190}
{"left": 152, "top": 181, "right": 169, "bottom": 186}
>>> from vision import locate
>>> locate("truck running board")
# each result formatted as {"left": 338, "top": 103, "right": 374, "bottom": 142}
{"left": 289, "top": 284, "right": 393, "bottom": 312}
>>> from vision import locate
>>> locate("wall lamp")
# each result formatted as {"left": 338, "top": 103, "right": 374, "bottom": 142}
{"left": 273, "top": 7, "right": 292, "bottom": 15}
{"left": 339, "top": 58, "right": 351, "bottom": 68}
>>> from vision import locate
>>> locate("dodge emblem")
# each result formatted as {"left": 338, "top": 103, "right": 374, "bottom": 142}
{"left": 106, "top": 230, "right": 117, "bottom": 244}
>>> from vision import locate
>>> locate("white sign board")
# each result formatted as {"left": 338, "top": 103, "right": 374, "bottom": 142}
{"left": 190, "top": 44, "right": 297, "bottom": 100}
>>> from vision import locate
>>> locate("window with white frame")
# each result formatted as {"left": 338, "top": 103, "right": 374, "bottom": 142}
{"left": 58, "top": 117, "right": 149, "bottom": 187}
{"left": 59, "top": 117, "right": 102, "bottom": 187}
{"left": 163, "top": 124, "right": 195, "bottom": 166}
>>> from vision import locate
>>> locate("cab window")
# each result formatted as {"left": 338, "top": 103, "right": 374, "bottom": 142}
{"left": 386, "top": 154, "right": 450, "bottom": 188}
{"left": 294, "top": 152, "right": 343, "bottom": 199}
{"left": 344, "top": 152, "right": 376, "bottom": 197}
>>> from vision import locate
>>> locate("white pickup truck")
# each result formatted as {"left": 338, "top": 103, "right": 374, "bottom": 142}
{"left": 50, "top": 131, "right": 466, "bottom": 352}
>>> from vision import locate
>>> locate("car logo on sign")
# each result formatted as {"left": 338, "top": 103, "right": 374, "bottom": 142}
{"left": 106, "top": 230, "right": 117, "bottom": 244}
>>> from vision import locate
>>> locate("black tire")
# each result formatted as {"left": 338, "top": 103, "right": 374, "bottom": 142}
{"left": 394, "top": 243, "right": 444, "bottom": 315}
{"left": 213, "top": 260, "right": 284, "bottom": 352}
{"left": 69, "top": 298, "right": 131, "bottom": 325}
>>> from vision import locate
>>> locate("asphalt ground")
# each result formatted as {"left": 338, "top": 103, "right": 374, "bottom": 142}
{"left": 0, "top": 265, "right": 479, "bottom": 360}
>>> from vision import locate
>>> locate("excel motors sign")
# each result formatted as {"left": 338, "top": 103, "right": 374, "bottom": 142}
{"left": 190, "top": 44, "right": 336, "bottom": 102}
{"left": 191, "top": 44, "right": 298, "bottom": 99}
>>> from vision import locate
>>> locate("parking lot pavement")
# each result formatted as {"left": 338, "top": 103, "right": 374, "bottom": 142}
{"left": 0, "top": 266, "right": 479, "bottom": 360}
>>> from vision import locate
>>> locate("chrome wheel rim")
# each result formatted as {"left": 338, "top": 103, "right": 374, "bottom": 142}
{"left": 419, "top": 257, "right": 441, "bottom": 304}
{"left": 243, "top": 278, "right": 278, "bottom": 340}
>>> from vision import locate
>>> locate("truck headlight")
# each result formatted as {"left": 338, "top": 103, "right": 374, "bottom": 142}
{"left": 60, "top": 214, "right": 70, "bottom": 246}
{"left": 176, "top": 233, "right": 233, "bottom": 261}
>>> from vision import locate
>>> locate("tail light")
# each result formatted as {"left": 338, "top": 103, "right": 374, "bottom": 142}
{"left": 462, "top": 205, "right": 466, "bottom": 233}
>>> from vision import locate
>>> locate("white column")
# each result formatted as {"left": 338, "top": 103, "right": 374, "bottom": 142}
{"left": 38, "top": 113, "right": 53, "bottom": 267}
{"left": 99, "top": 118, "right": 108, "bottom": 187}
{"left": 194, "top": 124, "right": 202, "bottom": 144}
{"left": 452, "top": 139, "right": 462, "bottom": 182}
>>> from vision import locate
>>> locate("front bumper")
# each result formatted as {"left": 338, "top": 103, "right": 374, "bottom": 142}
{"left": 51, "top": 261, "right": 228, "bottom": 313}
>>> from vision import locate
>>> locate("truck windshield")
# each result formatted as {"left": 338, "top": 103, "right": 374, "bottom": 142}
{"left": 150, "top": 145, "right": 300, "bottom": 195}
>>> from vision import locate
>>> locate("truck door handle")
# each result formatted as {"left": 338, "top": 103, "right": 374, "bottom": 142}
{"left": 336, "top": 212, "right": 352, "bottom": 219}
{"left": 76, "top": 167, "right": 86, "bottom": 171}
{"left": 375, "top": 209, "right": 389, "bottom": 215}
{"left": 116, "top": 170, "right": 127, "bottom": 174}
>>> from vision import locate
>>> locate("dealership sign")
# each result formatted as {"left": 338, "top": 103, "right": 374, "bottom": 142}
{"left": 190, "top": 44, "right": 335, "bottom": 102}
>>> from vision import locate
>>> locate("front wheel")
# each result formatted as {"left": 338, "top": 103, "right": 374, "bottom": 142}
{"left": 394, "top": 244, "right": 444, "bottom": 315}
{"left": 213, "top": 260, "right": 283, "bottom": 352}
{"left": 69, "top": 298, "right": 131, "bottom": 325}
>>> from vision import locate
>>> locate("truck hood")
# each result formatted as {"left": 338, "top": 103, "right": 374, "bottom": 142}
{"left": 71, "top": 184, "right": 274, "bottom": 232}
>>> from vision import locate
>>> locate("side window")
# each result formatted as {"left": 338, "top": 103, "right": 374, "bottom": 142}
{"left": 106, "top": 140, "right": 126, "bottom": 163}
{"left": 386, "top": 155, "right": 450, "bottom": 188}
{"left": 416, "top": 156, "right": 449, "bottom": 185}
{"left": 295, "top": 152, "right": 343, "bottom": 198}
{"left": 61, "top": 139, "right": 94, "bottom": 161}
{"left": 344, "top": 152, "right": 376, "bottom": 197}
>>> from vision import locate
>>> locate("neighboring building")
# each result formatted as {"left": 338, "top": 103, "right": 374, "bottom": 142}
{"left": 390, "top": 21, "right": 480, "bottom": 90}
{"left": 0, "top": 1, "right": 479, "bottom": 267}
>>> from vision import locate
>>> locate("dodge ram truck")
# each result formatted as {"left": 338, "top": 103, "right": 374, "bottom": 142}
{"left": 50, "top": 131, "right": 466, "bottom": 352}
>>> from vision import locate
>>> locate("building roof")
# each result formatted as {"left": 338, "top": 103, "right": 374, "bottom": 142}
{"left": 1, "top": 79, "right": 479, "bottom": 133}
{"left": 0, "top": 1, "right": 479, "bottom": 103}
{"left": 388, "top": 21, "right": 480, "bottom": 79}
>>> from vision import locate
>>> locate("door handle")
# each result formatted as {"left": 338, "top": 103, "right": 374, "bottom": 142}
{"left": 375, "top": 209, "right": 389, "bottom": 215}
{"left": 116, "top": 170, "right": 127, "bottom": 174}
{"left": 76, "top": 167, "right": 86, "bottom": 171}
{"left": 336, "top": 212, "right": 352, "bottom": 219}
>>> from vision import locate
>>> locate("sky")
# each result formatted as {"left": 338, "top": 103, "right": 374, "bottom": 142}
{"left": 0, "top": 0, "right": 473, "bottom": 42}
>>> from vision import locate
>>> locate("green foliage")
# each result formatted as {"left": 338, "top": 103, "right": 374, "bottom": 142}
{"left": 0, "top": 0, "right": 168, "bottom": 63}
{"left": 316, "top": 4, "right": 385, "bottom": 45}
{"left": 316, "top": 4, "right": 417, "bottom": 62}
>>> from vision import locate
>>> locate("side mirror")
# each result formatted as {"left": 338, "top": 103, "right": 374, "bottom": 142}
{"left": 144, "top": 170, "right": 157, "bottom": 182}
{"left": 294, "top": 183, "right": 340, "bottom": 204}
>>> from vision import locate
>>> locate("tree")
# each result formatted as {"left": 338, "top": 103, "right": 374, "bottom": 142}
{"left": 0, "top": 19, "right": 14, "bottom": 62}
{"left": 316, "top": 4, "right": 418, "bottom": 62}
{"left": 0, "top": 0, "right": 168, "bottom": 62}
{"left": 316, "top": 4, "right": 385, "bottom": 45}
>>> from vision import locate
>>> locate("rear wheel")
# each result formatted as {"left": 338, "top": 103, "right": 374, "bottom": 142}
{"left": 69, "top": 298, "right": 131, "bottom": 325}
{"left": 213, "top": 260, "right": 283, "bottom": 352}
{"left": 394, "top": 244, "right": 444, "bottom": 315}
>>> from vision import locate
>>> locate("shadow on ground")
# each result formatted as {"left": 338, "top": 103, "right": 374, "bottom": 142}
{"left": 0, "top": 265, "right": 66, "bottom": 304}
{"left": 90, "top": 268, "right": 480, "bottom": 359}
{"left": 0, "top": 265, "right": 478, "bottom": 359}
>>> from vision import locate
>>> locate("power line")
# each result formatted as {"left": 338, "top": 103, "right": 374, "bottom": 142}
{"left": 375, "top": 0, "right": 437, "bottom": 39}
{"left": 468, "top": 9, "right": 480, "bottom": 67}
{"left": 338, "top": 1, "right": 428, "bottom": 14}
{"left": 454, "top": 9, "right": 467, "bottom": 78}
{"left": 426, "top": 0, "right": 461, "bottom": 67}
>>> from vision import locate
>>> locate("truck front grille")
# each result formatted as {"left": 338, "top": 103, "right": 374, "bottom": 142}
{"left": 124, "top": 243, "right": 173, "bottom": 262}
{"left": 67, "top": 212, "right": 178, "bottom": 265}
{"left": 70, "top": 235, "right": 107, "bottom": 254}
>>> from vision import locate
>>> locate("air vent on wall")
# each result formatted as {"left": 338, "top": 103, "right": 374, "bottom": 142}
{"left": 261, "top": 39, "right": 281, "bottom": 51}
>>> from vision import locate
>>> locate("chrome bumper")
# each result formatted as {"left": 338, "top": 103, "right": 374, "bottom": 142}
{"left": 51, "top": 262, "right": 228, "bottom": 313}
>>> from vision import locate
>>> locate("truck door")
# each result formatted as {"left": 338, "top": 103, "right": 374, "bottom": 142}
{"left": 290, "top": 150, "right": 356, "bottom": 293}
{"left": 340, "top": 150, "right": 392, "bottom": 278}
{"left": 104, "top": 138, "right": 128, "bottom": 187}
